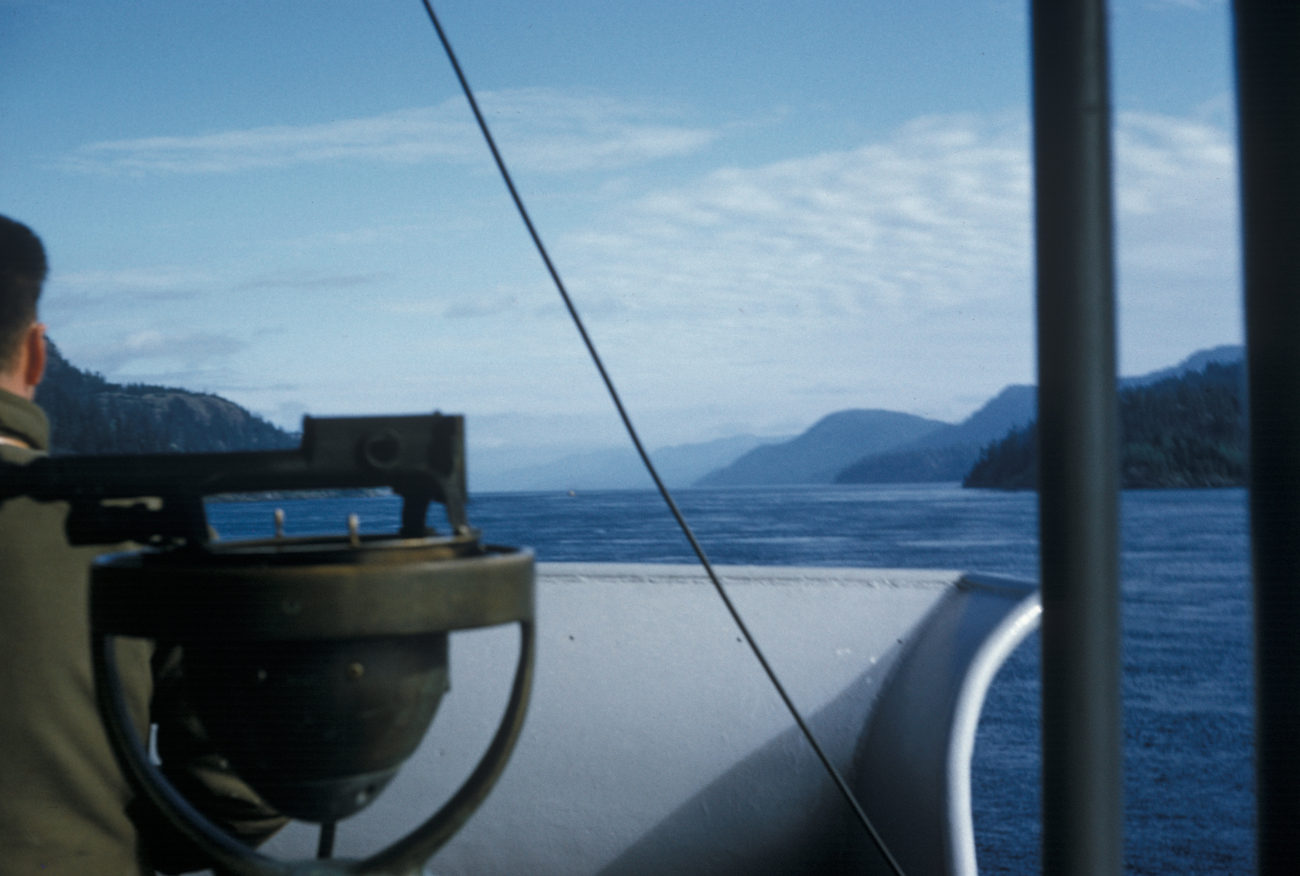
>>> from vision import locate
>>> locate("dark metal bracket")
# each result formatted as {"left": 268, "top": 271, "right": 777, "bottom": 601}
{"left": 0, "top": 413, "right": 468, "bottom": 544}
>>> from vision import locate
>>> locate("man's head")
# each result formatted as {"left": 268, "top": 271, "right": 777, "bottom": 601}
{"left": 0, "top": 215, "right": 48, "bottom": 399}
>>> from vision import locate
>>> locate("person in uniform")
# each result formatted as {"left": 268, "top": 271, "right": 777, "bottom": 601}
{"left": 0, "top": 215, "right": 286, "bottom": 874}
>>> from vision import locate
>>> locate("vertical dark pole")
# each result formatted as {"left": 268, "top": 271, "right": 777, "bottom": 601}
{"left": 1235, "top": 2, "right": 1300, "bottom": 873}
{"left": 1031, "top": 1, "right": 1123, "bottom": 875}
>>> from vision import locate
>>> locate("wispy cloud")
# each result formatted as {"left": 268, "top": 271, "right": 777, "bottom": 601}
{"left": 1149, "top": 0, "right": 1224, "bottom": 9}
{"left": 80, "top": 329, "right": 249, "bottom": 374}
{"left": 59, "top": 89, "right": 718, "bottom": 176}
{"left": 565, "top": 112, "right": 1034, "bottom": 321}
{"left": 539, "top": 108, "right": 1237, "bottom": 419}
{"left": 1113, "top": 108, "right": 1238, "bottom": 283}
{"left": 1111, "top": 109, "right": 1240, "bottom": 369}
{"left": 47, "top": 266, "right": 391, "bottom": 309}
{"left": 42, "top": 267, "right": 213, "bottom": 313}
{"left": 44, "top": 104, "right": 1240, "bottom": 433}
{"left": 1115, "top": 110, "right": 1235, "bottom": 218}
{"left": 560, "top": 108, "right": 1236, "bottom": 321}
{"left": 51, "top": 267, "right": 214, "bottom": 294}
{"left": 379, "top": 287, "right": 555, "bottom": 320}
{"left": 236, "top": 272, "right": 391, "bottom": 291}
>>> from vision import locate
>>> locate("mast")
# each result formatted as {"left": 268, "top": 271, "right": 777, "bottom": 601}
{"left": 1235, "top": 2, "right": 1300, "bottom": 872}
{"left": 1030, "top": 1, "right": 1123, "bottom": 874}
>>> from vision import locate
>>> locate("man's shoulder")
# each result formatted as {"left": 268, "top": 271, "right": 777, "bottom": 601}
{"left": 0, "top": 446, "right": 106, "bottom": 571}
{"left": 0, "top": 387, "right": 50, "bottom": 451}
{"left": 0, "top": 442, "right": 44, "bottom": 465}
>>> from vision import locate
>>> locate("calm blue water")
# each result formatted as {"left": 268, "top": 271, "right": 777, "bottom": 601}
{"left": 206, "top": 483, "right": 1253, "bottom": 874}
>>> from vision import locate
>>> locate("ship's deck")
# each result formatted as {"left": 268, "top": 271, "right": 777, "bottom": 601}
{"left": 255, "top": 563, "right": 1039, "bottom": 876}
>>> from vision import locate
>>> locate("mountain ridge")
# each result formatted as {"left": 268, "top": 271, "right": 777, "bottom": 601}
{"left": 833, "top": 346, "right": 1246, "bottom": 487}
{"left": 33, "top": 342, "right": 1243, "bottom": 492}
{"left": 694, "top": 409, "right": 948, "bottom": 487}
{"left": 965, "top": 357, "right": 1247, "bottom": 489}
{"left": 475, "top": 434, "right": 785, "bottom": 493}
{"left": 475, "top": 344, "right": 1245, "bottom": 491}
{"left": 35, "top": 341, "right": 298, "bottom": 455}
{"left": 835, "top": 385, "right": 1037, "bottom": 485}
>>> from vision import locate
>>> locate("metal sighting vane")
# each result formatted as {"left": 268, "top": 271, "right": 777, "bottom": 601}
{"left": 415, "top": 3, "right": 906, "bottom": 874}
{"left": 1, "top": 412, "right": 539, "bottom": 874}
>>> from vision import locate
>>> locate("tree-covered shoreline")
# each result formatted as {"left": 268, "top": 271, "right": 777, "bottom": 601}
{"left": 35, "top": 342, "right": 297, "bottom": 456}
{"left": 964, "top": 361, "right": 1246, "bottom": 490}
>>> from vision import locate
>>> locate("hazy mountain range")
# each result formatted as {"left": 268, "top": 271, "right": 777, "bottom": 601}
{"left": 833, "top": 385, "right": 1037, "bottom": 485}
{"left": 1119, "top": 345, "right": 1243, "bottom": 389}
{"left": 483, "top": 344, "right": 1242, "bottom": 492}
{"left": 35, "top": 342, "right": 1243, "bottom": 494}
{"left": 728, "top": 345, "right": 1243, "bottom": 489}
{"left": 475, "top": 434, "right": 781, "bottom": 493}
{"left": 966, "top": 351, "right": 1247, "bottom": 489}
{"left": 696, "top": 409, "right": 950, "bottom": 487}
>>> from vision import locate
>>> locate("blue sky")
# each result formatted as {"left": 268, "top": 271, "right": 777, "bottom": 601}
{"left": 0, "top": 1, "right": 1239, "bottom": 474}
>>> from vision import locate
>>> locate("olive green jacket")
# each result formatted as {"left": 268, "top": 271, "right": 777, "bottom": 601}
{"left": 0, "top": 390, "right": 284, "bottom": 875}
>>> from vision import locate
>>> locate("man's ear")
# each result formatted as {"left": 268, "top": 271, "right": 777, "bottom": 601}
{"left": 20, "top": 322, "right": 46, "bottom": 397}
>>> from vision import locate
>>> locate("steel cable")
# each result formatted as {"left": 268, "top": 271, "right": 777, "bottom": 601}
{"left": 416, "top": 4, "right": 906, "bottom": 873}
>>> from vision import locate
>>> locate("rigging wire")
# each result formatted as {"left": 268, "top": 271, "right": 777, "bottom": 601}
{"left": 416, "top": 3, "right": 906, "bottom": 874}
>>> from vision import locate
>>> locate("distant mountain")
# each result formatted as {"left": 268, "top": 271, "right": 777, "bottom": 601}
{"left": 909, "top": 385, "right": 1038, "bottom": 449}
{"left": 475, "top": 434, "right": 778, "bottom": 493}
{"left": 35, "top": 341, "right": 298, "bottom": 455}
{"left": 833, "top": 444, "right": 986, "bottom": 484}
{"left": 965, "top": 359, "right": 1246, "bottom": 489}
{"left": 835, "top": 346, "right": 1246, "bottom": 487}
{"left": 490, "top": 345, "right": 1243, "bottom": 492}
{"left": 1120, "top": 345, "right": 1243, "bottom": 389}
{"left": 482, "top": 446, "right": 646, "bottom": 492}
{"left": 695, "top": 409, "right": 947, "bottom": 487}
{"left": 835, "top": 385, "right": 1036, "bottom": 484}
{"left": 653, "top": 435, "right": 781, "bottom": 487}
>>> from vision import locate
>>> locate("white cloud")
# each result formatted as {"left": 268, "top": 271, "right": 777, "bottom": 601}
{"left": 523, "top": 107, "right": 1239, "bottom": 427}
{"left": 50, "top": 267, "right": 214, "bottom": 295}
{"left": 560, "top": 107, "right": 1237, "bottom": 323}
{"left": 1112, "top": 109, "right": 1240, "bottom": 373}
{"left": 58, "top": 89, "right": 718, "bottom": 176}
{"left": 41, "top": 268, "right": 213, "bottom": 317}
{"left": 564, "top": 112, "right": 1034, "bottom": 322}
{"left": 1146, "top": 0, "right": 1223, "bottom": 9}
{"left": 481, "top": 89, "right": 719, "bottom": 172}
{"left": 236, "top": 272, "right": 391, "bottom": 291}
{"left": 81, "top": 329, "right": 249, "bottom": 374}
{"left": 1115, "top": 110, "right": 1235, "bottom": 219}
{"left": 44, "top": 103, "right": 1241, "bottom": 440}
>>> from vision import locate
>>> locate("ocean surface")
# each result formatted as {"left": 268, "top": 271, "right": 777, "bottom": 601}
{"left": 206, "top": 483, "right": 1253, "bottom": 874}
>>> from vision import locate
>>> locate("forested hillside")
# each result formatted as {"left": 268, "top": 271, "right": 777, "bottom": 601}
{"left": 834, "top": 385, "right": 1036, "bottom": 484}
{"left": 964, "top": 361, "right": 1246, "bottom": 489}
{"left": 695, "top": 409, "right": 946, "bottom": 486}
{"left": 35, "top": 342, "right": 298, "bottom": 455}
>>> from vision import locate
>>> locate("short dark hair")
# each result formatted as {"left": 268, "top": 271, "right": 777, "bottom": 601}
{"left": 0, "top": 215, "right": 47, "bottom": 366}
